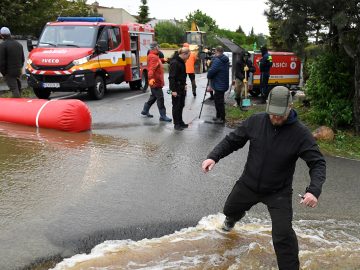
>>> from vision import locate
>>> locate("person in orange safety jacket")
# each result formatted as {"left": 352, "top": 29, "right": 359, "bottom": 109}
{"left": 183, "top": 43, "right": 197, "bottom": 97}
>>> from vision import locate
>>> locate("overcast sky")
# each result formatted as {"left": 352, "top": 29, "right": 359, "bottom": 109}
{"left": 88, "top": 0, "right": 270, "bottom": 35}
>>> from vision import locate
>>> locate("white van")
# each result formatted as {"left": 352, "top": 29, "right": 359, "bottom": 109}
{"left": 223, "top": 51, "right": 233, "bottom": 66}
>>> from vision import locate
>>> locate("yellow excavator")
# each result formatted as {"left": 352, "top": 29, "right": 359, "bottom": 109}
{"left": 185, "top": 22, "right": 207, "bottom": 73}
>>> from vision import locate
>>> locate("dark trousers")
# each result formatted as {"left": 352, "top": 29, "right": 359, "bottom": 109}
{"left": 214, "top": 90, "right": 225, "bottom": 120}
{"left": 5, "top": 74, "right": 21, "bottom": 98}
{"left": 187, "top": 73, "right": 196, "bottom": 93}
{"left": 172, "top": 94, "right": 185, "bottom": 125}
{"left": 223, "top": 181, "right": 299, "bottom": 270}
{"left": 260, "top": 72, "right": 270, "bottom": 99}
{"left": 146, "top": 88, "right": 165, "bottom": 111}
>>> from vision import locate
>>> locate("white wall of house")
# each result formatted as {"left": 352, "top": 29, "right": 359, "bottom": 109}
{"left": 97, "top": 7, "right": 136, "bottom": 24}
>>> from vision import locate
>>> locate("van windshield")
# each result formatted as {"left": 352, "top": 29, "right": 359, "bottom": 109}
{"left": 38, "top": 25, "right": 97, "bottom": 48}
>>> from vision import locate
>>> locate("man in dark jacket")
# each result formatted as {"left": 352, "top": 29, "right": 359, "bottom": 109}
{"left": 259, "top": 46, "right": 273, "bottom": 103}
{"left": 207, "top": 46, "right": 229, "bottom": 124}
{"left": 0, "top": 27, "right": 25, "bottom": 98}
{"left": 234, "top": 51, "right": 256, "bottom": 108}
{"left": 168, "top": 47, "right": 190, "bottom": 131}
{"left": 202, "top": 86, "right": 326, "bottom": 270}
{"left": 141, "top": 42, "right": 172, "bottom": 122}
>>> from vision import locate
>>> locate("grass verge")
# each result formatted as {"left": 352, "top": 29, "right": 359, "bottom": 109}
{"left": 0, "top": 87, "right": 35, "bottom": 98}
{"left": 225, "top": 100, "right": 360, "bottom": 160}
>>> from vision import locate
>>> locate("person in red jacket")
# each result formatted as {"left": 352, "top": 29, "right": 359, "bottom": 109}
{"left": 141, "top": 42, "right": 172, "bottom": 122}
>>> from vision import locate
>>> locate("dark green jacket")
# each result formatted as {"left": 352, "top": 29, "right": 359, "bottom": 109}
{"left": 0, "top": 37, "right": 25, "bottom": 77}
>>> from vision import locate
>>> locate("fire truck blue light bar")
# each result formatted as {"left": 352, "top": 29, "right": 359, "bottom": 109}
{"left": 57, "top": 17, "right": 105, "bottom": 22}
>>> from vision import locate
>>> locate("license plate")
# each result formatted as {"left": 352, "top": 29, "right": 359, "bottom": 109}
{"left": 42, "top": 82, "right": 60, "bottom": 88}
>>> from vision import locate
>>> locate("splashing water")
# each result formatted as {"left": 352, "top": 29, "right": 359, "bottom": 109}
{"left": 51, "top": 213, "right": 360, "bottom": 270}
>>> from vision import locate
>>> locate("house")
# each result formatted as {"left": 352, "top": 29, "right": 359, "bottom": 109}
{"left": 91, "top": 1, "right": 137, "bottom": 24}
{"left": 147, "top": 18, "right": 177, "bottom": 28}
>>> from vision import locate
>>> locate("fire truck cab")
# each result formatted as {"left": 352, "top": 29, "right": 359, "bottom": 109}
{"left": 248, "top": 51, "right": 301, "bottom": 96}
{"left": 26, "top": 17, "right": 154, "bottom": 100}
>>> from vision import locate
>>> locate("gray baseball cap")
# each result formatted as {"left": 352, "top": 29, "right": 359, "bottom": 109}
{"left": 149, "top": 41, "right": 159, "bottom": 50}
{"left": 266, "top": 86, "right": 292, "bottom": 116}
{"left": 0, "top": 27, "right": 11, "bottom": 35}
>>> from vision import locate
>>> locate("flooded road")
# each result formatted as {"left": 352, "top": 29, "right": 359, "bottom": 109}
{"left": 52, "top": 214, "right": 360, "bottom": 270}
{"left": 1, "top": 74, "right": 360, "bottom": 269}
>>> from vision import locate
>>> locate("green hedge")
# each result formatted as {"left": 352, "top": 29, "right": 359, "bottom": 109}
{"left": 305, "top": 51, "right": 353, "bottom": 129}
{"left": 159, "top": 43, "right": 179, "bottom": 49}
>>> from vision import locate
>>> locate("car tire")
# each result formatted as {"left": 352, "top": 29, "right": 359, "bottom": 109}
{"left": 140, "top": 71, "right": 148, "bottom": 92}
{"left": 89, "top": 76, "right": 105, "bottom": 100}
{"left": 129, "top": 80, "right": 139, "bottom": 90}
{"left": 33, "top": 87, "right": 51, "bottom": 99}
{"left": 129, "top": 71, "right": 148, "bottom": 92}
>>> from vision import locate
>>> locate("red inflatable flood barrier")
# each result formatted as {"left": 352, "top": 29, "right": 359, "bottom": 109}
{"left": 0, "top": 98, "right": 91, "bottom": 132}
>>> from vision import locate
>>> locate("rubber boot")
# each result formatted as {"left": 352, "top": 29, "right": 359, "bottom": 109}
{"left": 192, "top": 82, "right": 197, "bottom": 97}
{"left": 141, "top": 102, "right": 153, "bottom": 118}
{"left": 209, "top": 91, "right": 214, "bottom": 100}
{"left": 234, "top": 97, "right": 240, "bottom": 107}
{"left": 159, "top": 108, "right": 172, "bottom": 122}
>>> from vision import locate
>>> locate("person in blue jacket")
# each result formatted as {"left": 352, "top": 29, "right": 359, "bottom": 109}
{"left": 259, "top": 46, "right": 273, "bottom": 103}
{"left": 207, "top": 46, "right": 229, "bottom": 124}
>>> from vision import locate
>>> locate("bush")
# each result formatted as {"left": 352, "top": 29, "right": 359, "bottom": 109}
{"left": 159, "top": 43, "right": 179, "bottom": 49}
{"left": 155, "top": 22, "right": 184, "bottom": 45}
{"left": 305, "top": 51, "right": 353, "bottom": 129}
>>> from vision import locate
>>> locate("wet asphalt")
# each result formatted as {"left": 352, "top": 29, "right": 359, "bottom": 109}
{"left": 0, "top": 73, "right": 359, "bottom": 270}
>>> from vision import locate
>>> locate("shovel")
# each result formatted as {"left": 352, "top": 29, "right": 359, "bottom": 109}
{"left": 242, "top": 67, "right": 251, "bottom": 107}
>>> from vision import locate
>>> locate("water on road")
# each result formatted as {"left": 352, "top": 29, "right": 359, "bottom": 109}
{"left": 1, "top": 77, "right": 360, "bottom": 270}
{"left": 51, "top": 213, "right": 360, "bottom": 270}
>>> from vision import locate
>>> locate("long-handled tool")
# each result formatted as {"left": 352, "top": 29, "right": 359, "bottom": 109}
{"left": 199, "top": 79, "right": 210, "bottom": 119}
{"left": 241, "top": 67, "right": 251, "bottom": 108}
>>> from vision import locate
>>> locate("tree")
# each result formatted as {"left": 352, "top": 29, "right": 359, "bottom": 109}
{"left": 265, "top": 0, "right": 360, "bottom": 134}
{"left": 268, "top": 19, "right": 287, "bottom": 51}
{"left": 137, "top": 0, "right": 150, "bottom": 24}
{"left": 185, "top": 10, "right": 218, "bottom": 32}
{"left": 336, "top": 0, "right": 360, "bottom": 134}
{"left": 235, "top": 25, "right": 245, "bottom": 35}
{"left": 155, "top": 21, "right": 184, "bottom": 45}
{"left": 0, "top": 0, "right": 93, "bottom": 37}
{"left": 247, "top": 27, "right": 256, "bottom": 46}
{"left": 265, "top": 0, "right": 310, "bottom": 56}
{"left": 306, "top": 52, "right": 353, "bottom": 129}
{"left": 215, "top": 28, "right": 246, "bottom": 48}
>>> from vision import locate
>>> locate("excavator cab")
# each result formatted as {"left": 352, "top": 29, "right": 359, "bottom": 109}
{"left": 185, "top": 31, "right": 206, "bottom": 46}
{"left": 185, "top": 25, "right": 207, "bottom": 73}
{"left": 183, "top": 21, "right": 207, "bottom": 73}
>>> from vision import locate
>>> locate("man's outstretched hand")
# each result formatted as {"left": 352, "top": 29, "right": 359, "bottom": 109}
{"left": 202, "top": 159, "right": 216, "bottom": 173}
{"left": 300, "top": 192, "right": 318, "bottom": 208}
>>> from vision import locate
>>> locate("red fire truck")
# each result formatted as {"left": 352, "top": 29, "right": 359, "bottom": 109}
{"left": 248, "top": 51, "right": 301, "bottom": 96}
{"left": 26, "top": 17, "right": 154, "bottom": 99}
